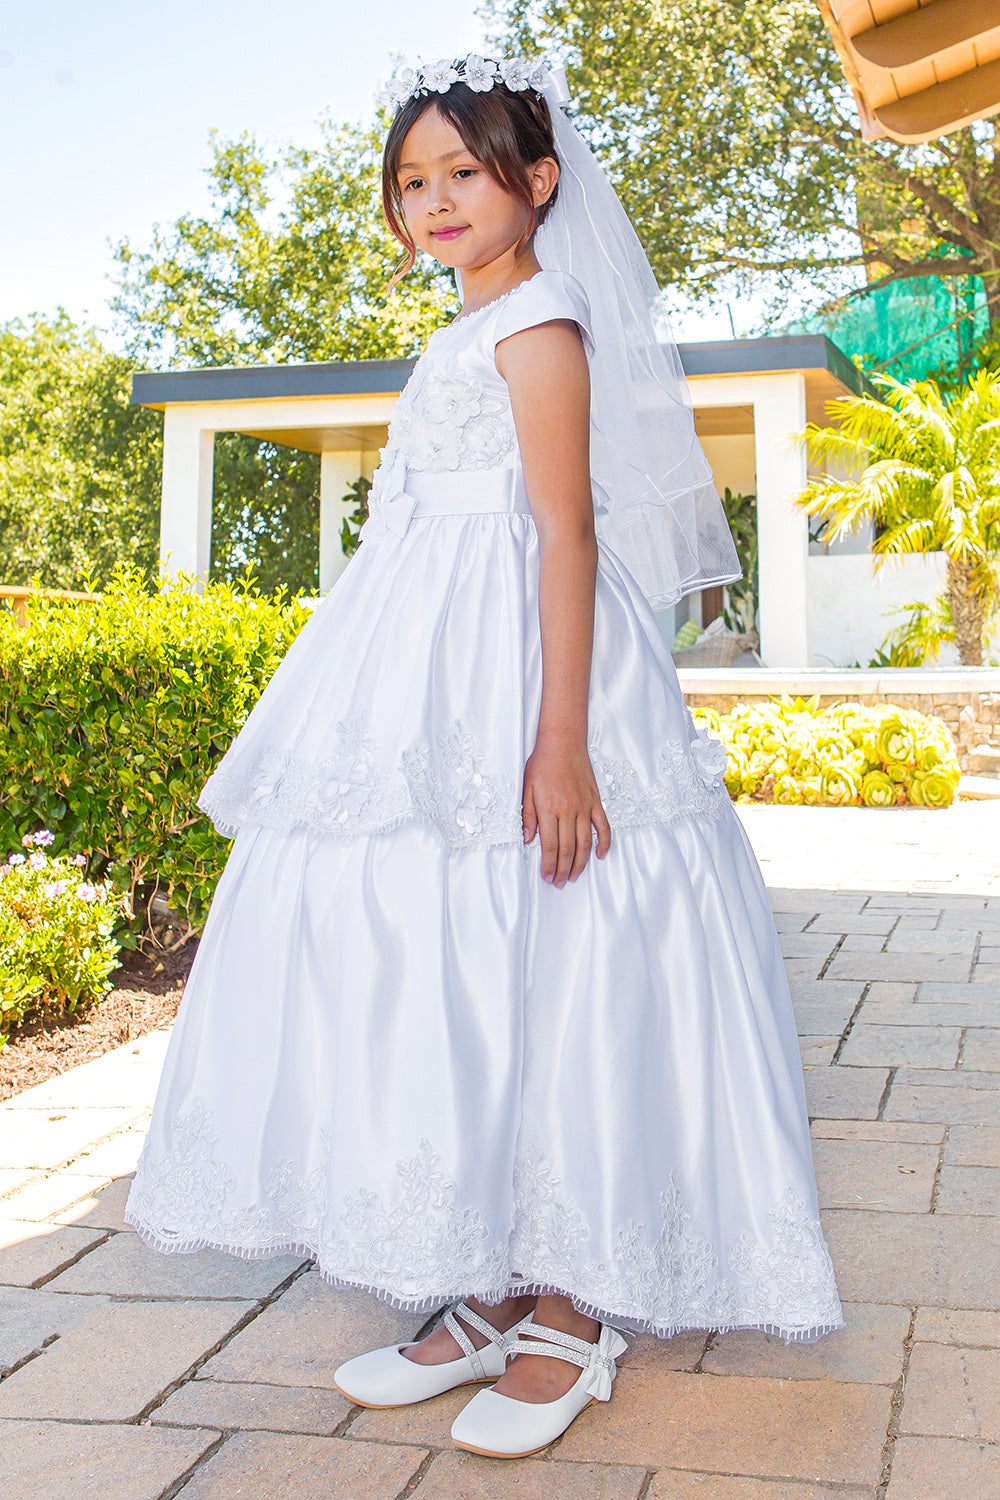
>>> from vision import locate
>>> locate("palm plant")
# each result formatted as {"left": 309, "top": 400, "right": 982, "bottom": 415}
{"left": 799, "top": 371, "right": 1000, "bottom": 666}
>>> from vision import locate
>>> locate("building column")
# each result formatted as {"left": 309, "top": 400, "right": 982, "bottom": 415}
{"left": 752, "top": 373, "right": 811, "bottom": 667}
{"left": 319, "top": 451, "right": 366, "bottom": 593}
{"left": 159, "top": 410, "right": 215, "bottom": 585}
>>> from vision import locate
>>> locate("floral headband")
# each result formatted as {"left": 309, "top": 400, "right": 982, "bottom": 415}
{"left": 377, "top": 54, "right": 552, "bottom": 115}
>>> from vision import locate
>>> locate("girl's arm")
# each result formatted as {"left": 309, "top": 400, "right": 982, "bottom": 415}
{"left": 496, "top": 318, "right": 612, "bottom": 887}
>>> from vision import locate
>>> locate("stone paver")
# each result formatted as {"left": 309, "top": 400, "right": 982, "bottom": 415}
{"left": 811, "top": 1137, "right": 939, "bottom": 1211}
{"left": 946, "top": 1125, "right": 1000, "bottom": 1164}
{"left": 0, "top": 1419, "right": 220, "bottom": 1500}
{"left": 703, "top": 1301, "right": 909, "bottom": 1383}
{"left": 0, "top": 1298, "right": 252, "bottom": 1419}
{"left": 647, "top": 1478, "right": 872, "bottom": 1499}
{"left": 964, "top": 1029, "right": 1000, "bottom": 1070}
{"left": 178, "top": 1431, "right": 427, "bottom": 1500}
{"left": 50, "top": 1172, "right": 135, "bottom": 1229}
{"left": 888, "top": 1436, "right": 1000, "bottom": 1497}
{"left": 804, "top": 1066, "right": 888, "bottom": 1120}
{"left": 810, "top": 1118, "right": 943, "bottom": 1144}
{"left": 416, "top": 1452, "right": 648, "bottom": 1499}
{"left": 824, "top": 1210, "right": 1000, "bottom": 1308}
{"left": 554, "top": 1371, "right": 891, "bottom": 1486}
{"left": 47, "top": 1229, "right": 305, "bottom": 1299}
{"left": 900, "top": 1342, "right": 1000, "bottom": 1438}
{"left": 152, "top": 1378, "right": 351, "bottom": 1434}
{"left": 914, "top": 1308, "right": 1000, "bottom": 1345}
{"left": 0, "top": 1216, "right": 107, "bottom": 1286}
{"left": 934, "top": 1165, "right": 1000, "bottom": 1215}
{"left": 199, "top": 1271, "right": 424, "bottom": 1386}
{"left": 837, "top": 1021, "right": 962, "bottom": 1068}
{"left": 0, "top": 1285, "right": 109, "bottom": 1372}
{"left": 0, "top": 1106, "right": 146, "bottom": 1170}
{"left": 0, "top": 801, "right": 997, "bottom": 1497}
{"left": 0, "top": 1171, "right": 112, "bottom": 1222}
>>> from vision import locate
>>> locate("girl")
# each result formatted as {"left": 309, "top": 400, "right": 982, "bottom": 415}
{"left": 126, "top": 54, "right": 842, "bottom": 1459}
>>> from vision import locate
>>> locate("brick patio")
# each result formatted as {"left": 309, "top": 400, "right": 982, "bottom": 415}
{"left": 1, "top": 802, "right": 998, "bottom": 1499}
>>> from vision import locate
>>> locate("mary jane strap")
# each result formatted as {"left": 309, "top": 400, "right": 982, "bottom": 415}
{"left": 507, "top": 1319, "right": 629, "bottom": 1402}
{"left": 441, "top": 1301, "right": 514, "bottom": 1381}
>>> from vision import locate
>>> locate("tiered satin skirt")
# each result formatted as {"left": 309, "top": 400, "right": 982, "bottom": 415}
{"left": 126, "top": 498, "right": 843, "bottom": 1341}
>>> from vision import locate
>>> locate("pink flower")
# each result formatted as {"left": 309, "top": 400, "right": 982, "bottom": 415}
{"left": 72, "top": 854, "right": 87, "bottom": 867}
{"left": 43, "top": 880, "right": 69, "bottom": 900}
{"left": 28, "top": 852, "right": 48, "bottom": 871}
{"left": 77, "top": 882, "right": 98, "bottom": 902}
{"left": 8, "top": 852, "right": 25, "bottom": 866}
{"left": 23, "top": 830, "right": 54, "bottom": 847}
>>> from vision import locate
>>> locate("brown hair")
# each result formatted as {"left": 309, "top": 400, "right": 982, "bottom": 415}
{"left": 382, "top": 74, "right": 559, "bottom": 284}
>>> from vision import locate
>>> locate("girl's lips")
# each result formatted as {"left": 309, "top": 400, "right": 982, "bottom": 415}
{"left": 432, "top": 226, "right": 468, "bottom": 240}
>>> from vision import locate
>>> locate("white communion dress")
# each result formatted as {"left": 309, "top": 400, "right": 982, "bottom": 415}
{"left": 126, "top": 269, "right": 844, "bottom": 1342}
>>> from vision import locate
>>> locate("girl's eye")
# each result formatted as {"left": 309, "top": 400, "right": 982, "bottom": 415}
{"left": 402, "top": 178, "right": 425, "bottom": 192}
{"left": 454, "top": 168, "right": 477, "bottom": 179}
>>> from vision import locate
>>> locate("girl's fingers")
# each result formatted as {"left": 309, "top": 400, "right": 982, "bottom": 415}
{"left": 522, "top": 790, "right": 538, "bottom": 844}
{"left": 593, "top": 799, "right": 612, "bottom": 859}
{"left": 539, "top": 809, "right": 560, "bottom": 881}
{"left": 554, "top": 816, "right": 576, "bottom": 887}
{"left": 569, "top": 815, "right": 592, "bottom": 881}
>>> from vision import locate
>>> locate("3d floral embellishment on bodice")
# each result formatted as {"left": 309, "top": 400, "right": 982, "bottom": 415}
{"left": 382, "top": 356, "right": 517, "bottom": 476}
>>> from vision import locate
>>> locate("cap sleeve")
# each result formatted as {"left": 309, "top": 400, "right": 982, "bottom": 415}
{"left": 493, "top": 270, "right": 594, "bottom": 358}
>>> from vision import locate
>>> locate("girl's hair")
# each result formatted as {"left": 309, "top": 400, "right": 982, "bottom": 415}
{"left": 382, "top": 77, "right": 560, "bottom": 285}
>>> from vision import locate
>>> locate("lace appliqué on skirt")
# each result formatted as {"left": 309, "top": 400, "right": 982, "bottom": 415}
{"left": 126, "top": 1104, "right": 842, "bottom": 1341}
{"left": 198, "top": 717, "right": 731, "bottom": 846}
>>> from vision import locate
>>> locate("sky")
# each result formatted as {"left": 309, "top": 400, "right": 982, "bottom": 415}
{"left": 1, "top": 0, "right": 752, "bottom": 345}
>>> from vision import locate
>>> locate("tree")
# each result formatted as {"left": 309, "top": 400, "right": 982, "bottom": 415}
{"left": 0, "top": 315, "right": 162, "bottom": 590}
{"left": 489, "top": 0, "right": 1000, "bottom": 324}
{"left": 799, "top": 372, "right": 1000, "bottom": 665}
{"left": 112, "top": 122, "right": 455, "bottom": 368}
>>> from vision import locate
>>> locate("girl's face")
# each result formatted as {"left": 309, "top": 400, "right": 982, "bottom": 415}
{"left": 396, "top": 105, "right": 554, "bottom": 273}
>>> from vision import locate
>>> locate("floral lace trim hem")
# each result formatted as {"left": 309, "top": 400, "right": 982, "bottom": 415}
{"left": 125, "top": 1102, "right": 842, "bottom": 1342}
{"left": 198, "top": 714, "right": 731, "bottom": 847}
{"left": 122, "top": 1217, "right": 843, "bottom": 1344}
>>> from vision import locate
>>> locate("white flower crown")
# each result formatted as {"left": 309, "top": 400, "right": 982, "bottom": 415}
{"left": 377, "top": 54, "right": 552, "bottom": 115}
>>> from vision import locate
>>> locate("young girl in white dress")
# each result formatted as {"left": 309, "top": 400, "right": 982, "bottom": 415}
{"left": 126, "top": 53, "right": 843, "bottom": 1459}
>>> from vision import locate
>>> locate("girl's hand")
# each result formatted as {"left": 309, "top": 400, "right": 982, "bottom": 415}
{"left": 522, "top": 737, "right": 612, "bottom": 886}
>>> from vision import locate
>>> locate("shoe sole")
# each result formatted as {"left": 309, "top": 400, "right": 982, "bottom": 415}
{"left": 333, "top": 1375, "right": 493, "bottom": 1410}
{"left": 451, "top": 1397, "right": 596, "bottom": 1458}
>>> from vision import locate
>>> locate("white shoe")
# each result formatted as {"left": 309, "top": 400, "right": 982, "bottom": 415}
{"left": 333, "top": 1301, "right": 529, "bottom": 1409}
{"left": 450, "top": 1316, "right": 628, "bottom": 1458}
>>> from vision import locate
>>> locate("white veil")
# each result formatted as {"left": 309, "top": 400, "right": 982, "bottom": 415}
{"left": 535, "top": 68, "right": 741, "bottom": 609}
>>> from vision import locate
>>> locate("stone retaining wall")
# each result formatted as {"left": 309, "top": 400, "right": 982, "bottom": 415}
{"left": 676, "top": 667, "right": 1000, "bottom": 778}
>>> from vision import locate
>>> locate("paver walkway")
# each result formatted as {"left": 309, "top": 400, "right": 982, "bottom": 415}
{"left": 1, "top": 802, "right": 998, "bottom": 1500}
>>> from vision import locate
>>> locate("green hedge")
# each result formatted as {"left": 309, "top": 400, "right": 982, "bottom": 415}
{"left": 0, "top": 569, "right": 310, "bottom": 934}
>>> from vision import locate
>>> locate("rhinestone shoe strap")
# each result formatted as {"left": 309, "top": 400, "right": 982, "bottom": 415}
{"left": 506, "top": 1319, "right": 598, "bottom": 1370}
{"left": 442, "top": 1301, "right": 511, "bottom": 1381}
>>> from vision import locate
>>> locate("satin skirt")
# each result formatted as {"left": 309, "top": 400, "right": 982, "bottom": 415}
{"left": 126, "top": 812, "right": 842, "bottom": 1340}
{"left": 126, "top": 503, "right": 843, "bottom": 1341}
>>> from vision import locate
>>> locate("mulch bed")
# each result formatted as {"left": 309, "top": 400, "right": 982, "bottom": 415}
{"left": 0, "top": 942, "right": 197, "bottom": 1103}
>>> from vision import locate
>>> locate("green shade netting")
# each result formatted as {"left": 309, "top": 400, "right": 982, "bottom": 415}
{"left": 783, "top": 273, "right": 989, "bottom": 381}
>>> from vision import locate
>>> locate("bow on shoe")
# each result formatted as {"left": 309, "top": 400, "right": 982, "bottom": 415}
{"left": 582, "top": 1324, "right": 629, "bottom": 1402}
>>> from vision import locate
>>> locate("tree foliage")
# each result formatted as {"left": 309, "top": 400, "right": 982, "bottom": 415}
{"left": 799, "top": 371, "right": 1000, "bottom": 664}
{"left": 0, "top": 315, "right": 162, "bottom": 590}
{"left": 112, "top": 122, "right": 455, "bottom": 368}
{"left": 489, "top": 0, "right": 1000, "bottom": 321}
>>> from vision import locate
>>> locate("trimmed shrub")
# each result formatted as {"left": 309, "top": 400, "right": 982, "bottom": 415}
{"left": 695, "top": 697, "right": 962, "bottom": 808}
{"left": 0, "top": 569, "right": 311, "bottom": 936}
{"left": 1, "top": 830, "right": 131, "bottom": 1043}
